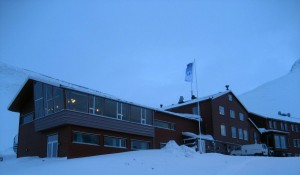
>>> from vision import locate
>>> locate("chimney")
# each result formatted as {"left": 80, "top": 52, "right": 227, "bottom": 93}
{"left": 160, "top": 104, "right": 163, "bottom": 108}
{"left": 178, "top": 96, "right": 184, "bottom": 104}
{"left": 225, "top": 85, "right": 230, "bottom": 90}
{"left": 191, "top": 95, "right": 196, "bottom": 100}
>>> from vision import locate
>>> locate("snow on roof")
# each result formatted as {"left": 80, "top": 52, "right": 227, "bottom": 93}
{"left": 182, "top": 132, "right": 214, "bottom": 141}
{"left": 250, "top": 111, "right": 300, "bottom": 124}
{"left": 13, "top": 69, "right": 198, "bottom": 121}
{"left": 163, "top": 90, "right": 231, "bottom": 110}
{"left": 257, "top": 128, "right": 289, "bottom": 134}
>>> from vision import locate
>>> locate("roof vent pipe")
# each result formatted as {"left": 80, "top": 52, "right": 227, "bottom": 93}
{"left": 225, "top": 85, "right": 230, "bottom": 90}
{"left": 178, "top": 96, "right": 184, "bottom": 104}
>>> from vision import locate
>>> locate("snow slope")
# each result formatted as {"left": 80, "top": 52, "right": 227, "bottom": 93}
{"left": 0, "top": 62, "right": 28, "bottom": 151}
{"left": 1, "top": 141, "right": 300, "bottom": 175}
{"left": 240, "top": 59, "right": 300, "bottom": 122}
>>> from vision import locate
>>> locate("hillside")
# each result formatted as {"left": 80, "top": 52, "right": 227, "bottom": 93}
{"left": 239, "top": 59, "right": 300, "bottom": 122}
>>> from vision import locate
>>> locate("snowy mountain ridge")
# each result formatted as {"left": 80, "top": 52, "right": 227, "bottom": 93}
{"left": 240, "top": 59, "right": 300, "bottom": 123}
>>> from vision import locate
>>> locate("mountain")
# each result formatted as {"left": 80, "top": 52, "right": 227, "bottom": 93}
{"left": 239, "top": 59, "right": 300, "bottom": 122}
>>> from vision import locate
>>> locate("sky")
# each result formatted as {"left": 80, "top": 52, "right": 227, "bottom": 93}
{"left": 0, "top": 0, "right": 300, "bottom": 108}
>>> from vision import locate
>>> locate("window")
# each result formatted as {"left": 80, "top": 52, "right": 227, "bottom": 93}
{"left": 44, "top": 84, "right": 54, "bottom": 115}
{"left": 34, "top": 82, "right": 44, "bottom": 119}
{"left": 20, "top": 112, "right": 34, "bottom": 124}
{"left": 228, "top": 94, "right": 233, "bottom": 101}
{"left": 231, "top": 127, "right": 236, "bottom": 138}
{"left": 67, "top": 91, "right": 88, "bottom": 113}
{"left": 238, "top": 128, "right": 243, "bottom": 140}
{"left": 274, "top": 135, "right": 286, "bottom": 149}
{"left": 295, "top": 125, "right": 299, "bottom": 132}
{"left": 273, "top": 121, "right": 277, "bottom": 129}
{"left": 291, "top": 124, "right": 295, "bottom": 132}
{"left": 192, "top": 106, "right": 200, "bottom": 115}
{"left": 220, "top": 124, "right": 226, "bottom": 136}
{"left": 131, "top": 140, "right": 150, "bottom": 150}
{"left": 104, "top": 136, "right": 126, "bottom": 148}
{"left": 243, "top": 130, "right": 248, "bottom": 141}
{"left": 280, "top": 122, "right": 284, "bottom": 130}
{"left": 154, "top": 120, "right": 175, "bottom": 130}
{"left": 142, "top": 108, "right": 153, "bottom": 125}
{"left": 130, "top": 105, "right": 141, "bottom": 123}
{"left": 104, "top": 99, "right": 117, "bottom": 118}
{"left": 239, "top": 113, "right": 244, "bottom": 121}
{"left": 219, "top": 106, "right": 225, "bottom": 115}
{"left": 117, "top": 102, "right": 130, "bottom": 121}
{"left": 53, "top": 87, "right": 64, "bottom": 113}
{"left": 73, "top": 132, "right": 99, "bottom": 145}
{"left": 89, "top": 96, "right": 104, "bottom": 115}
{"left": 269, "top": 121, "right": 273, "bottom": 129}
{"left": 294, "top": 139, "right": 298, "bottom": 148}
{"left": 230, "top": 110, "right": 235, "bottom": 118}
{"left": 130, "top": 106, "right": 153, "bottom": 125}
{"left": 285, "top": 123, "right": 289, "bottom": 131}
{"left": 254, "top": 132, "right": 258, "bottom": 143}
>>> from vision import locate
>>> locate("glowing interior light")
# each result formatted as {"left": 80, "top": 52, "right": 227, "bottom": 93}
{"left": 96, "top": 109, "right": 99, "bottom": 112}
{"left": 71, "top": 99, "right": 76, "bottom": 103}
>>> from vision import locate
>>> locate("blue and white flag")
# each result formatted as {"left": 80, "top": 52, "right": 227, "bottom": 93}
{"left": 185, "top": 63, "right": 193, "bottom": 82}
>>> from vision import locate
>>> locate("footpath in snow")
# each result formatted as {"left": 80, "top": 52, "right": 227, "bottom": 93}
{"left": 1, "top": 141, "right": 300, "bottom": 175}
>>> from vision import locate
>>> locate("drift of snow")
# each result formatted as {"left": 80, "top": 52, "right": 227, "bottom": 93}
{"left": 240, "top": 59, "right": 300, "bottom": 122}
{"left": 1, "top": 141, "right": 300, "bottom": 175}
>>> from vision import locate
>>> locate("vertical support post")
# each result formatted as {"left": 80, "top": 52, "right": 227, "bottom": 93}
{"left": 194, "top": 59, "right": 202, "bottom": 154}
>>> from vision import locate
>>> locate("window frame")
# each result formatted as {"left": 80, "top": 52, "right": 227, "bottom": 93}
{"left": 230, "top": 110, "right": 235, "bottom": 118}
{"left": 72, "top": 131, "right": 100, "bottom": 146}
{"left": 104, "top": 136, "right": 127, "bottom": 149}
{"left": 131, "top": 139, "right": 151, "bottom": 150}
{"left": 231, "top": 126, "right": 236, "bottom": 138}
{"left": 219, "top": 106, "right": 225, "bottom": 116}
{"left": 220, "top": 124, "right": 226, "bottom": 136}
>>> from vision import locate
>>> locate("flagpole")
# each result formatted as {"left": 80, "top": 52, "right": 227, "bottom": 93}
{"left": 194, "top": 59, "right": 202, "bottom": 154}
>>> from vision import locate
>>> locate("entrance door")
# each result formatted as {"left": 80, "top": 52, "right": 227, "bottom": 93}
{"left": 47, "top": 134, "right": 58, "bottom": 158}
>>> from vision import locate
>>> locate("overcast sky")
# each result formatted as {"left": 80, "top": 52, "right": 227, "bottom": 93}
{"left": 0, "top": 0, "right": 299, "bottom": 108}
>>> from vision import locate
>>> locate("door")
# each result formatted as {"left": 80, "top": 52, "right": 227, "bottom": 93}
{"left": 47, "top": 134, "right": 58, "bottom": 158}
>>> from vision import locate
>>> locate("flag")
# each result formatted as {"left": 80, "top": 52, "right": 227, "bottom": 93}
{"left": 185, "top": 63, "right": 193, "bottom": 82}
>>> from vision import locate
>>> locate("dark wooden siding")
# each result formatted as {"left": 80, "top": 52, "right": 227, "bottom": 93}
{"left": 154, "top": 111, "right": 198, "bottom": 148}
{"left": 34, "top": 110, "right": 154, "bottom": 137}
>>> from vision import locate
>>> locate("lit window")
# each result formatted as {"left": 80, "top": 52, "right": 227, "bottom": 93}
{"left": 73, "top": 132, "right": 99, "bottom": 145}
{"left": 221, "top": 124, "right": 226, "bottom": 136}
{"left": 230, "top": 110, "right": 235, "bottom": 118}
{"left": 231, "top": 127, "right": 236, "bottom": 138}
{"left": 67, "top": 91, "right": 88, "bottom": 113}
{"left": 239, "top": 113, "right": 244, "bottom": 121}
{"left": 104, "top": 136, "right": 126, "bottom": 148}
{"left": 219, "top": 106, "right": 225, "bottom": 115}
{"left": 238, "top": 128, "right": 243, "bottom": 140}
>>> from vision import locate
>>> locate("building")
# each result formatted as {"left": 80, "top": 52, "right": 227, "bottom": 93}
{"left": 8, "top": 74, "right": 300, "bottom": 158}
{"left": 164, "top": 91, "right": 259, "bottom": 154}
{"left": 248, "top": 112, "right": 300, "bottom": 156}
{"left": 8, "top": 77, "right": 199, "bottom": 158}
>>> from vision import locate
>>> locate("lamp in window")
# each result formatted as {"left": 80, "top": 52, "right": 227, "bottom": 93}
{"left": 71, "top": 98, "right": 76, "bottom": 103}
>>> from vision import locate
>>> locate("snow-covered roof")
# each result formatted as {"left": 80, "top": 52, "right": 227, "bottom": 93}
{"left": 163, "top": 90, "right": 231, "bottom": 110}
{"left": 257, "top": 128, "right": 289, "bottom": 134}
{"left": 9, "top": 69, "right": 199, "bottom": 121}
{"left": 182, "top": 132, "right": 214, "bottom": 141}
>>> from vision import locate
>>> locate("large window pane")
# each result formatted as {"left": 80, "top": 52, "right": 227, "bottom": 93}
{"left": 104, "top": 99, "right": 117, "bottom": 118}
{"left": 280, "top": 136, "right": 286, "bottom": 149}
{"left": 231, "top": 127, "right": 236, "bottom": 138}
{"left": 44, "top": 84, "right": 54, "bottom": 115}
{"left": 117, "top": 103, "right": 130, "bottom": 121}
{"left": 104, "top": 136, "right": 126, "bottom": 148}
{"left": 66, "top": 91, "right": 88, "bottom": 113}
{"left": 95, "top": 97, "right": 104, "bottom": 115}
{"left": 73, "top": 132, "right": 99, "bottom": 145}
{"left": 131, "top": 140, "right": 150, "bottom": 150}
{"left": 145, "top": 109, "right": 153, "bottom": 125}
{"left": 221, "top": 124, "right": 226, "bottom": 136}
{"left": 53, "top": 87, "right": 64, "bottom": 112}
{"left": 34, "top": 82, "right": 44, "bottom": 119}
{"left": 131, "top": 106, "right": 141, "bottom": 123}
{"left": 238, "top": 128, "right": 243, "bottom": 140}
{"left": 275, "top": 135, "right": 280, "bottom": 148}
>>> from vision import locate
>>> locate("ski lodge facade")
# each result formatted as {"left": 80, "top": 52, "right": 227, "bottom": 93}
{"left": 8, "top": 76, "right": 300, "bottom": 158}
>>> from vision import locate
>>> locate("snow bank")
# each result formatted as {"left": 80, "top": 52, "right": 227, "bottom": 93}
{"left": 161, "top": 140, "right": 196, "bottom": 158}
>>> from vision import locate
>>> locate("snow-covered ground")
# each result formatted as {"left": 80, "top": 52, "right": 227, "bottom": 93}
{"left": 1, "top": 141, "right": 300, "bottom": 175}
